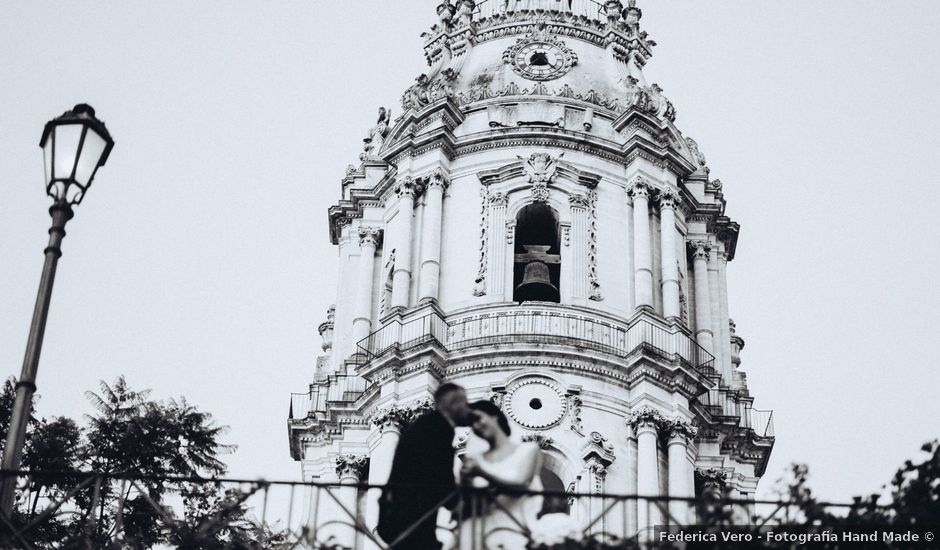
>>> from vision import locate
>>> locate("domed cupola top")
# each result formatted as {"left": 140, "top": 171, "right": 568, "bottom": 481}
{"left": 400, "top": 0, "right": 674, "bottom": 130}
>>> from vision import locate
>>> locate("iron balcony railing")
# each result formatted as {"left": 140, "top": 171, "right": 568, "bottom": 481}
{"left": 356, "top": 308, "right": 715, "bottom": 377}
{"left": 290, "top": 373, "right": 369, "bottom": 420}
{"left": 0, "top": 470, "right": 873, "bottom": 550}
{"left": 702, "top": 388, "right": 775, "bottom": 439}
{"left": 474, "top": 0, "right": 605, "bottom": 21}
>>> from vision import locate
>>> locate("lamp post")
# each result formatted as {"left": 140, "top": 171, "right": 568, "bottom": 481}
{"left": 0, "top": 104, "right": 114, "bottom": 517}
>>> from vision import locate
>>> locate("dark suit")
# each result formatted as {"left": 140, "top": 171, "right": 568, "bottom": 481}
{"left": 377, "top": 410, "right": 456, "bottom": 550}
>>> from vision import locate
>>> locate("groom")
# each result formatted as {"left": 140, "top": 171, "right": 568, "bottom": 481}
{"left": 377, "top": 383, "right": 472, "bottom": 550}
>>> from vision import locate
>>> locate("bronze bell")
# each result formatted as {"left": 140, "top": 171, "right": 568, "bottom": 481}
{"left": 515, "top": 260, "right": 559, "bottom": 302}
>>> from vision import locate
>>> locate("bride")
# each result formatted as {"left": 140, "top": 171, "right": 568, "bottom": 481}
{"left": 457, "top": 400, "right": 542, "bottom": 549}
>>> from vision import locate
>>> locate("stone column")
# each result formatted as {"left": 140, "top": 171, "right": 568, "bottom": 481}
{"left": 628, "top": 408, "right": 664, "bottom": 538}
{"left": 353, "top": 228, "right": 382, "bottom": 345}
{"left": 628, "top": 178, "right": 654, "bottom": 310}
{"left": 717, "top": 248, "right": 734, "bottom": 385}
{"left": 392, "top": 178, "right": 419, "bottom": 310}
{"left": 487, "top": 193, "right": 509, "bottom": 299}
{"left": 666, "top": 420, "right": 698, "bottom": 525}
{"left": 364, "top": 407, "right": 407, "bottom": 532}
{"left": 418, "top": 170, "right": 449, "bottom": 302}
{"left": 625, "top": 189, "right": 636, "bottom": 311}
{"left": 688, "top": 241, "right": 714, "bottom": 357}
{"left": 569, "top": 194, "right": 591, "bottom": 300}
{"left": 659, "top": 190, "right": 681, "bottom": 320}
{"left": 334, "top": 454, "right": 369, "bottom": 549}
{"left": 707, "top": 246, "right": 725, "bottom": 381}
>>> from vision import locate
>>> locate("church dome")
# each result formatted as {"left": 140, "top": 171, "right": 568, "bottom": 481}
{"left": 393, "top": 0, "right": 680, "bottom": 140}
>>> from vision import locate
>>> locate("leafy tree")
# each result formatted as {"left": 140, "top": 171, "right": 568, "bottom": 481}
{"left": 0, "top": 376, "right": 266, "bottom": 548}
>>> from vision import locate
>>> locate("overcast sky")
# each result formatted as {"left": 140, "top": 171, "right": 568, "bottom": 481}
{"left": 1, "top": 1, "right": 938, "bottom": 505}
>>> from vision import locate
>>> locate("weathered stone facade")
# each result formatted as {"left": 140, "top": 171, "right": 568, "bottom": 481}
{"left": 289, "top": 0, "right": 773, "bottom": 544}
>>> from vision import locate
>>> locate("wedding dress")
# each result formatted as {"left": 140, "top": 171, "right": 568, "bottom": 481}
{"left": 458, "top": 442, "right": 543, "bottom": 549}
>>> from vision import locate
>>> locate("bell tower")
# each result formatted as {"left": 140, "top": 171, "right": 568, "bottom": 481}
{"left": 290, "top": 0, "right": 774, "bottom": 544}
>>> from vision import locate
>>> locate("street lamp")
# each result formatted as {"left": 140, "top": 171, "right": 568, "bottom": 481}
{"left": 0, "top": 104, "right": 114, "bottom": 517}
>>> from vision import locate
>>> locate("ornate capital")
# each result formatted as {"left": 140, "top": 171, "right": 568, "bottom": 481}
{"left": 627, "top": 177, "right": 652, "bottom": 199}
{"left": 359, "top": 227, "right": 382, "bottom": 248}
{"left": 395, "top": 177, "right": 422, "bottom": 199}
{"left": 626, "top": 406, "right": 667, "bottom": 432}
{"left": 687, "top": 240, "right": 711, "bottom": 260}
{"left": 424, "top": 169, "right": 450, "bottom": 191}
{"left": 666, "top": 418, "right": 699, "bottom": 443}
{"left": 369, "top": 406, "right": 411, "bottom": 431}
{"left": 568, "top": 193, "right": 590, "bottom": 210}
{"left": 487, "top": 191, "right": 509, "bottom": 206}
{"left": 335, "top": 454, "right": 369, "bottom": 481}
{"left": 658, "top": 188, "right": 681, "bottom": 210}
{"left": 369, "top": 399, "right": 435, "bottom": 432}
{"left": 695, "top": 467, "right": 728, "bottom": 494}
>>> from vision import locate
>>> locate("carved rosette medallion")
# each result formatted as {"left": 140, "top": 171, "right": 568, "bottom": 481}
{"left": 504, "top": 379, "right": 567, "bottom": 430}
{"left": 503, "top": 26, "right": 578, "bottom": 81}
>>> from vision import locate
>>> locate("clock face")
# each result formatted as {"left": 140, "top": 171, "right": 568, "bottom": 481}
{"left": 514, "top": 43, "right": 567, "bottom": 81}
{"left": 504, "top": 32, "right": 577, "bottom": 82}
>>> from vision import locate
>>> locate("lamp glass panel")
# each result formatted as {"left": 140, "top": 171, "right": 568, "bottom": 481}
{"left": 42, "top": 137, "right": 53, "bottom": 186}
{"left": 52, "top": 123, "right": 83, "bottom": 180}
{"left": 73, "top": 129, "right": 107, "bottom": 186}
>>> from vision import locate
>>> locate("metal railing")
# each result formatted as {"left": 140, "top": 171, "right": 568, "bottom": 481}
{"left": 701, "top": 389, "right": 775, "bottom": 439}
{"left": 357, "top": 308, "right": 715, "bottom": 377}
{"left": 0, "top": 470, "right": 869, "bottom": 550}
{"left": 290, "top": 374, "right": 370, "bottom": 420}
{"left": 474, "top": 0, "right": 605, "bottom": 21}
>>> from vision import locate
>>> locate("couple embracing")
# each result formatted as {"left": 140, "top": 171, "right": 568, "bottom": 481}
{"left": 377, "top": 383, "right": 542, "bottom": 549}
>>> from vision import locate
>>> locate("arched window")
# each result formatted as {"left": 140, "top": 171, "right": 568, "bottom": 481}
{"left": 537, "top": 467, "right": 570, "bottom": 516}
{"left": 513, "top": 203, "right": 561, "bottom": 303}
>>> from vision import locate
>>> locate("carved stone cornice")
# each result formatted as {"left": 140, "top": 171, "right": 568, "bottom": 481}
{"left": 478, "top": 156, "right": 601, "bottom": 189}
{"left": 359, "top": 227, "right": 383, "bottom": 248}
{"left": 335, "top": 454, "right": 369, "bottom": 481}
{"left": 714, "top": 217, "right": 740, "bottom": 261}
{"left": 582, "top": 431, "right": 616, "bottom": 468}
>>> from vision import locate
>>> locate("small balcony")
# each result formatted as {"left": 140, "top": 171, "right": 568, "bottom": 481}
{"left": 701, "top": 387, "right": 774, "bottom": 438}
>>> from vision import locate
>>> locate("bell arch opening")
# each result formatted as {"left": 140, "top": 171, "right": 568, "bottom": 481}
{"left": 537, "top": 467, "right": 571, "bottom": 517}
{"left": 513, "top": 203, "right": 561, "bottom": 303}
